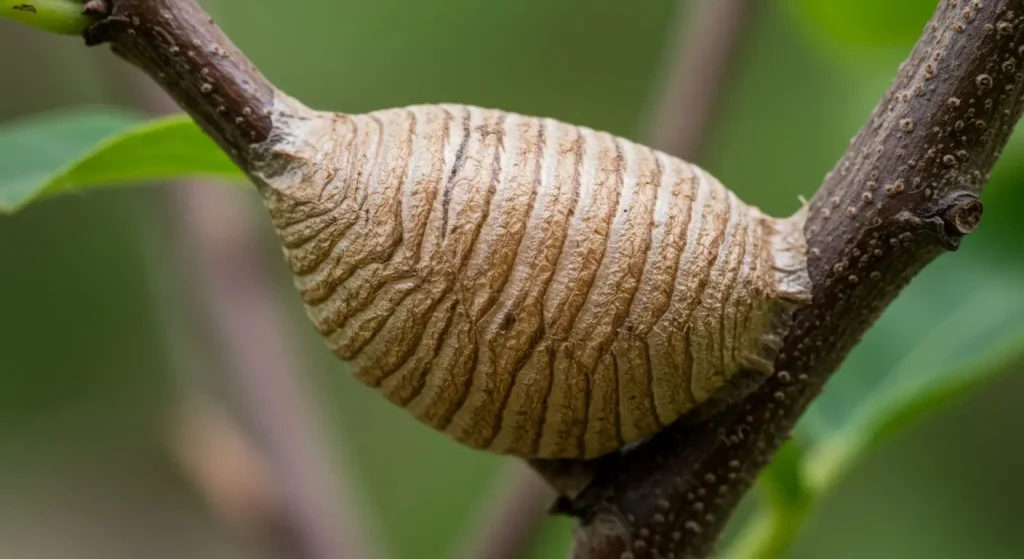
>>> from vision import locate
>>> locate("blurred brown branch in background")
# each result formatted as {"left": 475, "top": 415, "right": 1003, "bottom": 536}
{"left": 168, "top": 397, "right": 280, "bottom": 540}
{"left": 646, "top": 0, "right": 756, "bottom": 160}
{"left": 462, "top": 1, "right": 757, "bottom": 557}
{"left": 453, "top": 463, "right": 553, "bottom": 559}
{"left": 103, "top": 64, "right": 382, "bottom": 559}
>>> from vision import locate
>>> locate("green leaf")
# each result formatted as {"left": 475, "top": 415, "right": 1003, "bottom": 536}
{"left": 784, "top": 145, "right": 1024, "bottom": 496}
{"left": 799, "top": 245, "right": 1024, "bottom": 491}
{"left": 797, "top": 173, "right": 1024, "bottom": 489}
{"left": 0, "top": 108, "right": 246, "bottom": 214}
{"left": 1, "top": 0, "right": 91, "bottom": 35}
{"left": 726, "top": 154, "right": 1024, "bottom": 559}
{"left": 725, "top": 194, "right": 1024, "bottom": 559}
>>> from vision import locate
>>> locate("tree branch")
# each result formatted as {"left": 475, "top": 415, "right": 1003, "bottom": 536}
{"left": 74, "top": 1, "right": 1024, "bottom": 557}
{"left": 560, "top": 2, "right": 1020, "bottom": 557}
{"left": 82, "top": 0, "right": 274, "bottom": 169}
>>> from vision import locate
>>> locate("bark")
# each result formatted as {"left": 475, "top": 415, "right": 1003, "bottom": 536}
{"left": 77, "top": 0, "right": 1024, "bottom": 557}
{"left": 82, "top": 0, "right": 274, "bottom": 169}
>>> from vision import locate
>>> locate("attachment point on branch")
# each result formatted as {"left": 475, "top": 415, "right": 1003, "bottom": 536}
{"left": 943, "top": 194, "right": 984, "bottom": 237}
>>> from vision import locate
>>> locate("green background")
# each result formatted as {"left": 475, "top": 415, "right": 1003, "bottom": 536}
{"left": 1, "top": 0, "right": 1023, "bottom": 557}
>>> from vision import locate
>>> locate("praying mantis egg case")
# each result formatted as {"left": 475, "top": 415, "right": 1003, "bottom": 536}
{"left": 251, "top": 95, "right": 811, "bottom": 460}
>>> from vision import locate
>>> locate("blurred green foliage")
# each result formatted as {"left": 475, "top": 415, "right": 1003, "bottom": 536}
{"left": 0, "top": 109, "right": 138, "bottom": 211}
{"left": 1, "top": 1, "right": 1023, "bottom": 558}
{"left": 785, "top": 0, "right": 938, "bottom": 56}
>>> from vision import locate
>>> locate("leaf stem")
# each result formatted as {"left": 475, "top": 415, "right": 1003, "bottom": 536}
{"left": 1, "top": 0, "right": 91, "bottom": 35}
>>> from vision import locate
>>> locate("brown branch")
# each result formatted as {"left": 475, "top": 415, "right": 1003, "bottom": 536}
{"left": 82, "top": 0, "right": 274, "bottom": 169}
{"left": 645, "top": 0, "right": 756, "bottom": 160}
{"left": 74, "top": 1, "right": 1024, "bottom": 558}
{"left": 559, "top": 2, "right": 1021, "bottom": 557}
{"left": 167, "top": 397, "right": 282, "bottom": 542}
{"left": 460, "top": 1, "right": 757, "bottom": 556}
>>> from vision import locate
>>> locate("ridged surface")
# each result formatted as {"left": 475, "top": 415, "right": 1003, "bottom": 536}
{"left": 256, "top": 102, "right": 810, "bottom": 459}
